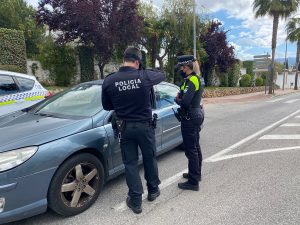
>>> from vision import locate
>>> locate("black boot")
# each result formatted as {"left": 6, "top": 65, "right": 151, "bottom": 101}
{"left": 182, "top": 173, "right": 201, "bottom": 181}
{"left": 126, "top": 197, "right": 142, "bottom": 214}
{"left": 178, "top": 181, "right": 199, "bottom": 191}
{"left": 147, "top": 189, "right": 160, "bottom": 202}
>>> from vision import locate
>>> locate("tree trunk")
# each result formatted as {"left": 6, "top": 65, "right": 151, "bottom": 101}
{"left": 151, "top": 37, "right": 157, "bottom": 68}
{"left": 156, "top": 50, "right": 168, "bottom": 71}
{"left": 157, "top": 57, "right": 163, "bottom": 70}
{"left": 295, "top": 40, "right": 300, "bottom": 90}
{"left": 270, "top": 15, "right": 279, "bottom": 94}
{"left": 98, "top": 62, "right": 106, "bottom": 79}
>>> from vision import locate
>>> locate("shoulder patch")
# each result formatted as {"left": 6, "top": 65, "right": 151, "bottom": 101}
{"left": 188, "top": 75, "right": 200, "bottom": 91}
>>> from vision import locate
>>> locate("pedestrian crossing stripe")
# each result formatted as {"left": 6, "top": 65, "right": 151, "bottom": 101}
{"left": 284, "top": 99, "right": 300, "bottom": 104}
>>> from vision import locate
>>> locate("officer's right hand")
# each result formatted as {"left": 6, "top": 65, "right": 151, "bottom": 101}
{"left": 174, "top": 93, "right": 180, "bottom": 104}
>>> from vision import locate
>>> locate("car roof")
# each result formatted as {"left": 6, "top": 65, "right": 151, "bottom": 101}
{"left": 0, "top": 70, "right": 37, "bottom": 81}
{"left": 79, "top": 80, "right": 174, "bottom": 87}
{"left": 80, "top": 80, "right": 103, "bottom": 85}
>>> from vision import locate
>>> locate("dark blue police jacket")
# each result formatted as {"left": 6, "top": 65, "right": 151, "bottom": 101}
{"left": 102, "top": 66, "right": 165, "bottom": 121}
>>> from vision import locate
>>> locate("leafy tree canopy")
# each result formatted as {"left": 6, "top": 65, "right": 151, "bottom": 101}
{"left": 37, "top": 0, "right": 143, "bottom": 78}
{"left": 200, "top": 21, "right": 236, "bottom": 85}
{"left": 0, "top": 0, "right": 44, "bottom": 58}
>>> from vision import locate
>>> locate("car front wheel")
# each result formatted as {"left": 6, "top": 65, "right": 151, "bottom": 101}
{"left": 48, "top": 153, "right": 104, "bottom": 216}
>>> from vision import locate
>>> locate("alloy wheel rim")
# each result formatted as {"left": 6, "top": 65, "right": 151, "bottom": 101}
{"left": 60, "top": 162, "right": 99, "bottom": 208}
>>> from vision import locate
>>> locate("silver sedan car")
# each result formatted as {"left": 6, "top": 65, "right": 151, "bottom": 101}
{"left": 0, "top": 80, "right": 182, "bottom": 223}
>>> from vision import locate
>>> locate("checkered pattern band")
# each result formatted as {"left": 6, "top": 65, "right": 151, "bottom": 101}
{"left": 0, "top": 91, "right": 47, "bottom": 103}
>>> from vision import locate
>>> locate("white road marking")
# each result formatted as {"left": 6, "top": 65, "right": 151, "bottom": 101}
{"left": 259, "top": 135, "right": 300, "bottom": 140}
{"left": 113, "top": 168, "right": 188, "bottom": 212}
{"left": 284, "top": 99, "right": 300, "bottom": 104}
{"left": 296, "top": 116, "right": 300, "bottom": 118}
{"left": 209, "top": 146, "right": 300, "bottom": 162}
{"left": 114, "top": 110, "right": 300, "bottom": 211}
{"left": 280, "top": 123, "right": 300, "bottom": 127}
{"left": 204, "top": 109, "right": 300, "bottom": 162}
{"left": 266, "top": 98, "right": 284, "bottom": 103}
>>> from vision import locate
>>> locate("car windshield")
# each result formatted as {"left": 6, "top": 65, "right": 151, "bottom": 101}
{"left": 35, "top": 84, "right": 102, "bottom": 117}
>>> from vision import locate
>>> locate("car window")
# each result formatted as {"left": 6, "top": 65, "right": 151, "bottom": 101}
{"left": 156, "top": 84, "right": 179, "bottom": 108}
{"left": 15, "top": 77, "right": 35, "bottom": 91}
{"left": 0, "top": 75, "right": 19, "bottom": 96}
{"left": 35, "top": 84, "right": 102, "bottom": 117}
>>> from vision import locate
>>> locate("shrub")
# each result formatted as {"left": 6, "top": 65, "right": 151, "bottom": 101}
{"left": 0, "top": 28, "right": 27, "bottom": 73}
{"left": 255, "top": 77, "right": 264, "bottom": 86}
{"left": 38, "top": 36, "right": 77, "bottom": 86}
{"left": 239, "top": 74, "right": 252, "bottom": 87}
{"left": 78, "top": 46, "right": 95, "bottom": 82}
{"left": 228, "top": 62, "right": 241, "bottom": 87}
{"left": 219, "top": 73, "right": 228, "bottom": 87}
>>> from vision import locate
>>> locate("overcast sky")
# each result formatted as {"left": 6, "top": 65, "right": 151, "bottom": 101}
{"left": 25, "top": 0, "right": 299, "bottom": 61}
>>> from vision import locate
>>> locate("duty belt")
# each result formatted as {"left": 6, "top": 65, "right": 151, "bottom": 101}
{"left": 173, "top": 105, "right": 203, "bottom": 122}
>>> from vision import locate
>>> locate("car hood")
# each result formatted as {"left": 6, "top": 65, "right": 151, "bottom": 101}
{"left": 0, "top": 111, "right": 92, "bottom": 152}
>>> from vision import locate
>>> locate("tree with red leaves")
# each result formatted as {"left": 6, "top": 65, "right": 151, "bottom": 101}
{"left": 200, "top": 21, "right": 236, "bottom": 86}
{"left": 37, "top": 0, "right": 143, "bottom": 78}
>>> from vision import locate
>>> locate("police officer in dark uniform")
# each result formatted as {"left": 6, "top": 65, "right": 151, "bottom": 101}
{"left": 174, "top": 55, "right": 204, "bottom": 191}
{"left": 101, "top": 46, "right": 165, "bottom": 214}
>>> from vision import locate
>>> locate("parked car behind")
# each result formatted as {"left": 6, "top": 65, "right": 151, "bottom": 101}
{"left": 0, "top": 70, "right": 50, "bottom": 116}
{"left": 0, "top": 80, "right": 182, "bottom": 223}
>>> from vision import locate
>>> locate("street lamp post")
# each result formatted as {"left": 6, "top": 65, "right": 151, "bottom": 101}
{"left": 193, "top": 0, "right": 196, "bottom": 58}
{"left": 283, "top": 35, "right": 288, "bottom": 91}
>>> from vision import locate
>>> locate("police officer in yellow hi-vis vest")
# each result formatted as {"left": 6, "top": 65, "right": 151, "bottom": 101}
{"left": 174, "top": 55, "right": 204, "bottom": 191}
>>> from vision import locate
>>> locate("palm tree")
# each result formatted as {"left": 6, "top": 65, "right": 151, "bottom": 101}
{"left": 286, "top": 17, "right": 300, "bottom": 90}
{"left": 253, "top": 0, "right": 300, "bottom": 94}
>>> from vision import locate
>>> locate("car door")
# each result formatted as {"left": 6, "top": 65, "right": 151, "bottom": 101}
{"left": 155, "top": 83, "right": 182, "bottom": 152}
{"left": 14, "top": 76, "right": 46, "bottom": 105}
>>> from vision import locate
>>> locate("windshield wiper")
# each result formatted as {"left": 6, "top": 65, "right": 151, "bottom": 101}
{"left": 34, "top": 112, "right": 55, "bottom": 117}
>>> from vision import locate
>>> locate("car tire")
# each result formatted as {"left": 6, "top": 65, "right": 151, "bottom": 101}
{"left": 48, "top": 153, "right": 104, "bottom": 216}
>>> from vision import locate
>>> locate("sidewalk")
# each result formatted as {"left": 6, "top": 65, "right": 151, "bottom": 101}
{"left": 202, "top": 88, "right": 300, "bottom": 105}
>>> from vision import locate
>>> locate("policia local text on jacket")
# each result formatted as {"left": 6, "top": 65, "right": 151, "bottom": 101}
{"left": 175, "top": 58, "right": 204, "bottom": 191}
{"left": 101, "top": 47, "right": 165, "bottom": 214}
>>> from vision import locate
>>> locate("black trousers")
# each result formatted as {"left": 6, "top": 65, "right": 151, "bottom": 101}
{"left": 181, "top": 112, "right": 204, "bottom": 185}
{"left": 120, "top": 121, "right": 161, "bottom": 206}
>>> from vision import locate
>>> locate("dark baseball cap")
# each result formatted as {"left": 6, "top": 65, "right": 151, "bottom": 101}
{"left": 123, "top": 46, "right": 142, "bottom": 62}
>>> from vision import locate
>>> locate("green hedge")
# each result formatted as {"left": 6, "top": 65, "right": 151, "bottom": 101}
{"left": 0, "top": 64, "right": 24, "bottom": 73}
{"left": 0, "top": 28, "right": 27, "bottom": 73}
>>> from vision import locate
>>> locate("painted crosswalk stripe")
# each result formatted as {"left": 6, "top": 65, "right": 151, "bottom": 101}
{"left": 266, "top": 98, "right": 284, "bottom": 103}
{"left": 113, "top": 168, "right": 188, "bottom": 211}
{"left": 209, "top": 146, "right": 300, "bottom": 162}
{"left": 284, "top": 99, "right": 300, "bottom": 104}
{"left": 280, "top": 123, "right": 300, "bottom": 127}
{"left": 260, "top": 135, "right": 300, "bottom": 140}
{"left": 205, "top": 109, "right": 300, "bottom": 163}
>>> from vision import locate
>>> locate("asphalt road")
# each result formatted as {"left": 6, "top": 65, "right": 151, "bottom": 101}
{"left": 8, "top": 92, "right": 300, "bottom": 225}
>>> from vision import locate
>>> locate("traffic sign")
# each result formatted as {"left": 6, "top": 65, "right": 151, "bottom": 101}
{"left": 253, "top": 54, "right": 271, "bottom": 72}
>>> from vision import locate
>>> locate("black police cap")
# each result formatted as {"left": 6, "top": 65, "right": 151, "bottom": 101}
{"left": 177, "top": 55, "right": 196, "bottom": 65}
